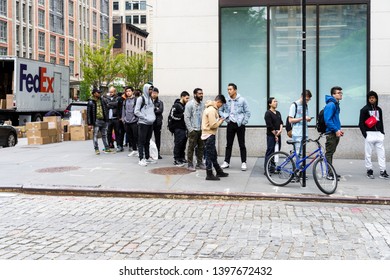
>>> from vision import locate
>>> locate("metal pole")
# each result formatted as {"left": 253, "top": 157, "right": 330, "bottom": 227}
{"left": 301, "top": 0, "right": 307, "bottom": 187}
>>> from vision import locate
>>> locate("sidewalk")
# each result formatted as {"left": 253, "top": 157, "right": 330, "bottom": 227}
{"left": 1, "top": 138, "right": 389, "bottom": 204}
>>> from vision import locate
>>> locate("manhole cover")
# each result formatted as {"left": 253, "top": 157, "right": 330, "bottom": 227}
{"left": 36, "top": 166, "right": 81, "bottom": 173}
{"left": 150, "top": 167, "right": 192, "bottom": 175}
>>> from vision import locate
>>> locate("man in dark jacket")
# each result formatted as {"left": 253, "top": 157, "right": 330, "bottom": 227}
{"left": 151, "top": 87, "right": 164, "bottom": 159}
{"left": 359, "top": 90, "right": 388, "bottom": 179}
{"left": 106, "top": 86, "right": 124, "bottom": 152}
{"left": 170, "top": 91, "right": 190, "bottom": 166}
{"left": 87, "top": 88, "right": 112, "bottom": 154}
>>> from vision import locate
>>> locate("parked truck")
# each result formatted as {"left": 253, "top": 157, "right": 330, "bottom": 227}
{"left": 0, "top": 56, "right": 70, "bottom": 125}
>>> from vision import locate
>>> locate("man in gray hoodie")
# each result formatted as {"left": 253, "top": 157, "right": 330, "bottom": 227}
{"left": 122, "top": 86, "right": 138, "bottom": 156}
{"left": 134, "top": 83, "right": 156, "bottom": 166}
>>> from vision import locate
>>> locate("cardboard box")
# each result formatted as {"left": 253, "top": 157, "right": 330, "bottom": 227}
{"left": 6, "top": 94, "right": 13, "bottom": 109}
{"left": 48, "top": 128, "right": 58, "bottom": 136}
{"left": 70, "top": 125, "right": 88, "bottom": 141}
{"left": 26, "top": 122, "right": 49, "bottom": 130}
{"left": 43, "top": 116, "right": 62, "bottom": 130}
{"left": 27, "top": 136, "right": 51, "bottom": 145}
{"left": 49, "top": 135, "right": 58, "bottom": 143}
{"left": 63, "top": 132, "right": 70, "bottom": 141}
{"left": 26, "top": 129, "right": 49, "bottom": 137}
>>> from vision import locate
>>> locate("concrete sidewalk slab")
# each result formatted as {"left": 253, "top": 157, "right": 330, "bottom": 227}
{"left": 0, "top": 138, "right": 389, "bottom": 204}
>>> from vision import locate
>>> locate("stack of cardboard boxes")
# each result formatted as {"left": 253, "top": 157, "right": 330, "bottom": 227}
{"left": 26, "top": 117, "right": 62, "bottom": 145}
{"left": 69, "top": 110, "right": 92, "bottom": 141}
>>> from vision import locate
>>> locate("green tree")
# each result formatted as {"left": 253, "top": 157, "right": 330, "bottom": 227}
{"left": 121, "top": 52, "right": 153, "bottom": 89}
{"left": 80, "top": 37, "right": 124, "bottom": 90}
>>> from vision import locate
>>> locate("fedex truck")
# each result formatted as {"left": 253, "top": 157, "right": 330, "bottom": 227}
{"left": 0, "top": 56, "right": 70, "bottom": 125}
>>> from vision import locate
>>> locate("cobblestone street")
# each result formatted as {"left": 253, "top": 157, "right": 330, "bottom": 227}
{"left": 0, "top": 193, "right": 389, "bottom": 260}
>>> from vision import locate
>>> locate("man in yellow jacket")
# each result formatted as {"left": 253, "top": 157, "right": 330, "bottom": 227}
{"left": 201, "top": 95, "right": 229, "bottom": 180}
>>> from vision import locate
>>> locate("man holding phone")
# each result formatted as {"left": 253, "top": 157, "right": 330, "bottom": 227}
{"left": 288, "top": 90, "right": 313, "bottom": 157}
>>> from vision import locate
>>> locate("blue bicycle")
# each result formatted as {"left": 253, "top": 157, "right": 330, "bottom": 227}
{"left": 264, "top": 133, "right": 338, "bottom": 194}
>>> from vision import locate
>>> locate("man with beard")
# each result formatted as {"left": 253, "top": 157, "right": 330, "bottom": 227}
{"left": 184, "top": 88, "right": 206, "bottom": 171}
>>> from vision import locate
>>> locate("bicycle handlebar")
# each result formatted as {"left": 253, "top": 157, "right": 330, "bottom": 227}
{"left": 306, "top": 132, "right": 332, "bottom": 144}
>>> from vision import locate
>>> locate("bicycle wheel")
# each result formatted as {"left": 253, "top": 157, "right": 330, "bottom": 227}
{"left": 265, "top": 151, "right": 295, "bottom": 186}
{"left": 312, "top": 158, "right": 338, "bottom": 194}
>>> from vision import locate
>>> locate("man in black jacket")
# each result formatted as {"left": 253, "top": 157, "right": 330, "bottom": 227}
{"left": 152, "top": 87, "right": 164, "bottom": 159}
{"left": 359, "top": 90, "right": 388, "bottom": 179}
{"left": 106, "top": 86, "right": 124, "bottom": 152}
{"left": 87, "top": 88, "right": 112, "bottom": 154}
{"left": 170, "top": 91, "right": 190, "bottom": 166}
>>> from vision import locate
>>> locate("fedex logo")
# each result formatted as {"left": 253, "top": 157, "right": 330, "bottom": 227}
{"left": 19, "top": 63, "right": 54, "bottom": 93}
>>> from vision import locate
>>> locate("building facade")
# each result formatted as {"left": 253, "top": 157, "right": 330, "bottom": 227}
{"left": 0, "top": 0, "right": 111, "bottom": 97}
{"left": 154, "top": 0, "right": 390, "bottom": 159}
{"left": 112, "top": 20, "right": 148, "bottom": 57}
{"left": 112, "top": 0, "right": 153, "bottom": 52}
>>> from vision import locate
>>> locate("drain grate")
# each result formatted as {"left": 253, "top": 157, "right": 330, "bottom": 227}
{"left": 149, "top": 166, "right": 192, "bottom": 175}
{"left": 36, "top": 166, "right": 81, "bottom": 173}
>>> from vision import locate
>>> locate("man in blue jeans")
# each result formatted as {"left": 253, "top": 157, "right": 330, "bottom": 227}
{"left": 219, "top": 83, "right": 251, "bottom": 171}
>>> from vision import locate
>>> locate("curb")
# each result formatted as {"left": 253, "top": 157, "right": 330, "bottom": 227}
{"left": 1, "top": 185, "right": 390, "bottom": 205}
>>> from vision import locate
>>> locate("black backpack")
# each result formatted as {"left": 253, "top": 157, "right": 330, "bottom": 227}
{"left": 316, "top": 108, "right": 326, "bottom": 133}
{"left": 285, "top": 102, "right": 297, "bottom": 137}
{"left": 167, "top": 106, "right": 175, "bottom": 134}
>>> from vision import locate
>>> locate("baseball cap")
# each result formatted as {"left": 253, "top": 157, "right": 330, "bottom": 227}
{"left": 92, "top": 88, "right": 102, "bottom": 94}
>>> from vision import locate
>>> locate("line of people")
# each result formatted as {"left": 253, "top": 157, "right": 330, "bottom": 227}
{"left": 264, "top": 86, "right": 388, "bottom": 180}
{"left": 87, "top": 82, "right": 252, "bottom": 180}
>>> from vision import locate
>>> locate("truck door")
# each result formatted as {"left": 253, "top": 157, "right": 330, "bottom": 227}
{"left": 53, "top": 72, "right": 61, "bottom": 110}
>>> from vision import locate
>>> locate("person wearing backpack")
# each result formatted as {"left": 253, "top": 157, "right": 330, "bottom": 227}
{"left": 264, "top": 97, "right": 283, "bottom": 174}
{"left": 134, "top": 83, "right": 156, "bottom": 166}
{"left": 288, "top": 90, "right": 313, "bottom": 156}
{"left": 151, "top": 87, "right": 164, "bottom": 159}
{"left": 358, "top": 90, "right": 388, "bottom": 179}
{"left": 170, "top": 91, "right": 190, "bottom": 167}
{"left": 122, "top": 86, "right": 139, "bottom": 157}
{"left": 324, "top": 86, "right": 344, "bottom": 179}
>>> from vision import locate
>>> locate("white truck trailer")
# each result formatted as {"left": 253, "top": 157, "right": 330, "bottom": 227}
{"left": 0, "top": 56, "right": 70, "bottom": 125}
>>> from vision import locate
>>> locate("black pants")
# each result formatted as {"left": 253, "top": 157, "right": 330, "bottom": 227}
{"left": 224, "top": 122, "right": 247, "bottom": 163}
{"left": 264, "top": 135, "right": 281, "bottom": 171}
{"left": 124, "top": 122, "right": 138, "bottom": 151}
{"left": 153, "top": 123, "right": 162, "bottom": 155}
{"left": 204, "top": 135, "right": 219, "bottom": 170}
{"left": 138, "top": 124, "right": 153, "bottom": 160}
{"left": 173, "top": 128, "right": 187, "bottom": 161}
{"left": 107, "top": 119, "right": 123, "bottom": 148}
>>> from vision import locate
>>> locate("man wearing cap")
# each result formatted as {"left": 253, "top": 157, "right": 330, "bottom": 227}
{"left": 87, "top": 88, "right": 112, "bottom": 154}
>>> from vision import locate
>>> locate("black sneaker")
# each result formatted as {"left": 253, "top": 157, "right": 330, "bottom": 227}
{"left": 174, "top": 160, "right": 185, "bottom": 167}
{"left": 367, "top": 169, "right": 374, "bottom": 179}
{"left": 379, "top": 170, "right": 389, "bottom": 179}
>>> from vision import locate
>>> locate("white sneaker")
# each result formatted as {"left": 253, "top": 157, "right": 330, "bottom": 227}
{"left": 146, "top": 158, "right": 157, "bottom": 164}
{"left": 221, "top": 161, "right": 230, "bottom": 169}
{"left": 241, "top": 162, "right": 247, "bottom": 171}
{"left": 138, "top": 158, "right": 148, "bottom": 166}
{"left": 128, "top": 151, "right": 138, "bottom": 157}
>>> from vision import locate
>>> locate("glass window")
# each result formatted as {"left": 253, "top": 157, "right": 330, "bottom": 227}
{"left": 318, "top": 5, "right": 367, "bottom": 125}
{"left": 126, "top": 16, "right": 131, "bottom": 24}
{"left": 220, "top": 2, "right": 368, "bottom": 126}
{"left": 38, "top": 54, "right": 45, "bottom": 61}
{"left": 0, "top": 21, "right": 6, "bottom": 42}
{"left": 0, "top": 0, "right": 6, "bottom": 16}
{"left": 59, "top": 58, "right": 65, "bottom": 65}
{"left": 133, "top": 15, "right": 139, "bottom": 24}
{"left": 125, "top": 1, "right": 131, "bottom": 10}
{"left": 221, "top": 7, "right": 268, "bottom": 125}
{"left": 93, "top": 30, "right": 97, "bottom": 43}
{"left": 140, "top": 1, "right": 146, "bottom": 10}
{"left": 93, "top": 12, "right": 97, "bottom": 26}
{"left": 0, "top": 46, "right": 6, "bottom": 55}
{"left": 133, "top": 2, "right": 139, "bottom": 10}
{"left": 16, "top": 26, "right": 20, "bottom": 45}
{"left": 59, "top": 38, "right": 65, "bottom": 55}
{"left": 69, "top": 1, "right": 74, "bottom": 17}
{"left": 113, "top": 1, "right": 119, "bottom": 10}
{"left": 69, "top": 40, "right": 74, "bottom": 57}
{"left": 50, "top": 56, "right": 56, "bottom": 64}
{"left": 69, "top": 61, "right": 74, "bottom": 76}
{"left": 38, "top": 0, "right": 44, "bottom": 6}
{"left": 38, "top": 9, "right": 45, "bottom": 28}
{"left": 38, "top": 31, "right": 45, "bottom": 50}
{"left": 69, "top": 21, "right": 74, "bottom": 36}
{"left": 141, "top": 15, "right": 146, "bottom": 24}
{"left": 50, "top": 35, "right": 56, "bottom": 53}
{"left": 16, "top": 1, "right": 19, "bottom": 20}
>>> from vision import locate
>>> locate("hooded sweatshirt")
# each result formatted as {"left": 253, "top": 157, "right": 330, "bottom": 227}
{"left": 324, "top": 95, "right": 341, "bottom": 133}
{"left": 202, "top": 100, "right": 224, "bottom": 136}
{"left": 134, "top": 83, "right": 156, "bottom": 125}
{"left": 358, "top": 91, "right": 384, "bottom": 138}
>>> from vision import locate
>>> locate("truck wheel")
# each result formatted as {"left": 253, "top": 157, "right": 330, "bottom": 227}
{"left": 32, "top": 113, "right": 43, "bottom": 122}
{"left": 5, "top": 133, "right": 16, "bottom": 147}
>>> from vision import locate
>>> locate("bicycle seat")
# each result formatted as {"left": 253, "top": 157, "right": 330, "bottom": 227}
{"left": 287, "top": 140, "right": 300, "bottom": 145}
